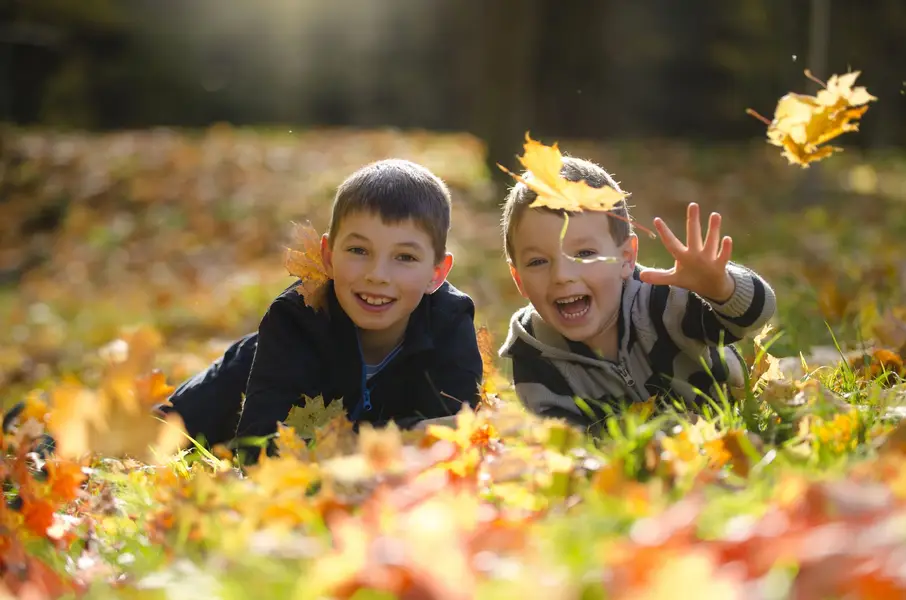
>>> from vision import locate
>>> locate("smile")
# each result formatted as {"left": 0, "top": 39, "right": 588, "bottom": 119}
{"left": 554, "top": 295, "right": 591, "bottom": 320}
{"left": 355, "top": 292, "right": 397, "bottom": 311}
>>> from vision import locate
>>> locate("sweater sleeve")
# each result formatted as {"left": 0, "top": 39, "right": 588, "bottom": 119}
{"left": 649, "top": 262, "right": 776, "bottom": 354}
{"left": 235, "top": 295, "right": 324, "bottom": 440}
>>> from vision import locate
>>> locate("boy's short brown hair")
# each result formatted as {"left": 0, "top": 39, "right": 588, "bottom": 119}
{"left": 328, "top": 159, "right": 452, "bottom": 263}
{"left": 501, "top": 156, "right": 632, "bottom": 261}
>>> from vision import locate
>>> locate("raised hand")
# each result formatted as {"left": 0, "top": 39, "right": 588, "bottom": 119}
{"left": 638, "top": 202, "right": 736, "bottom": 303}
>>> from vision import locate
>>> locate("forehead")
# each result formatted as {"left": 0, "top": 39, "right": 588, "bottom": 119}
{"left": 334, "top": 210, "right": 432, "bottom": 246}
{"left": 512, "top": 209, "right": 615, "bottom": 251}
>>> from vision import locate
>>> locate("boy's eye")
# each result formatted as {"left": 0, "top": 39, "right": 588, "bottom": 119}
{"left": 397, "top": 253, "right": 418, "bottom": 262}
{"left": 346, "top": 246, "right": 367, "bottom": 255}
{"left": 526, "top": 258, "right": 547, "bottom": 267}
{"left": 575, "top": 249, "right": 598, "bottom": 259}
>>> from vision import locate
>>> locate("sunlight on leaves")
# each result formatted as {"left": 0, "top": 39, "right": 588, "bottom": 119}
{"left": 497, "top": 133, "right": 628, "bottom": 213}
{"left": 284, "top": 221, "right": 330, "bottom": 312}
{"left": 748, "top": 69, "right": 877, "bottom": 168}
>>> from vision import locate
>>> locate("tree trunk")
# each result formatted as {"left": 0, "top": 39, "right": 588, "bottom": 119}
{"left": 470, "top": 0, "right": 542, "bottom": 188}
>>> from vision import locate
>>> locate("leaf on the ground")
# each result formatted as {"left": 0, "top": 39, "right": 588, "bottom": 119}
{"left": 497, "top": 133, "right": 627, "bottom": 212}
{"left": 284, "top": 221, "right": 330, "bottom": 312}
{"left": 283, "top": 395, "right": 348, "bottom": 442}
{"left": 45, "top": 326, "right": 187, "bottom": 464}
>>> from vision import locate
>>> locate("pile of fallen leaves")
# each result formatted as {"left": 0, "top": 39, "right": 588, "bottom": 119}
{"left": 6, "top": 319, "right": 906, "bottom": 598}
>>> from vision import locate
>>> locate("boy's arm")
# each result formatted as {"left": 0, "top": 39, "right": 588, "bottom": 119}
{"left": 420, "top": 316, "right": 483, "bottom": 418}
{"left": 235, "top": 296, "right": 323, "bottom": 440}
{"left": 649, "top": 261, "right": 776, "bottom": 349}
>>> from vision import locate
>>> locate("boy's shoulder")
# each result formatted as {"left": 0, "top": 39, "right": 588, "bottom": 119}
{"left": 410, "top": 281, "right": 477, "bottom": 348}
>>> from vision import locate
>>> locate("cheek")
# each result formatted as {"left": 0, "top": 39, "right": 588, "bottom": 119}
{"left": 516, "top": 272, "right": 547, "bottom": 300}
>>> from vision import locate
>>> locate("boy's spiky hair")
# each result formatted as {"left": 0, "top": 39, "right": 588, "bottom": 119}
{"left": 328, "top": 159, "right": 452, "bottom": 263}
{"left": 501, "top": 156, "right": 632, "bottom": 261}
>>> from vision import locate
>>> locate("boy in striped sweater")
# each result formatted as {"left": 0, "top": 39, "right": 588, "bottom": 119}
{"left": 498, "top": 157, "right": 776, "bottom": 431}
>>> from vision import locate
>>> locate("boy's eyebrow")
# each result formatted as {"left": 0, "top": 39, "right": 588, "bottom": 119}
{"left": 342, "top": 232, "right": 427, "bottom": 251}
{"left": 569, "top": 235, "right": 599, "bottom": 246}
{"left": 518, "top": 245, "right": 545, "bottom": 256}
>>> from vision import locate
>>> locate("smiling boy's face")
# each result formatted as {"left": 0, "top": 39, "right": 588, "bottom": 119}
{"left": 321, "top": 211, "right": 453, "bottom": 349}
{"left": 509, "top": 209, "right": 638, "bottom": 350}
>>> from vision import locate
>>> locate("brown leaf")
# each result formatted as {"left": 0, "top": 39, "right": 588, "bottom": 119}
{"left": 284, "top": 221, "right": 330, "bottom": 312}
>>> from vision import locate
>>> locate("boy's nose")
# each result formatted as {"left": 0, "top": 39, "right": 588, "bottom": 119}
{"left": 365, "top": 259, "right": 391, "bottom": 283}
{"left": 552, "top": 256, "right": 579, "bottom": 283}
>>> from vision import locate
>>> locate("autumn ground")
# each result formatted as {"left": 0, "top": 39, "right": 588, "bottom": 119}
{"left": 5, "top": 123, "right": 906, "bottom": 599}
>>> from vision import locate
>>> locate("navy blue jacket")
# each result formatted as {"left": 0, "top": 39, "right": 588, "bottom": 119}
{"left": 164, "top": 279, "right": 483, "bottom": 447}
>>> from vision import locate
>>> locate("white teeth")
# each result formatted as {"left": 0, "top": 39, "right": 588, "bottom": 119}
{"left": 358, "top": 294, "right": 392, "bottom": 306}
{"left": 556, "top": 295, "right": 586, "bottom": 304}
{"left": 560, "top": 306, "right": 589, "bottom": 319}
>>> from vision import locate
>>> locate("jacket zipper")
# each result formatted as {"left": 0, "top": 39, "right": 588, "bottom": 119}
{"left": 349, "top": 332, "right": 373, "bottom": 421}
{"left": 616, "top": 358, "right": 636, "bottom": 388}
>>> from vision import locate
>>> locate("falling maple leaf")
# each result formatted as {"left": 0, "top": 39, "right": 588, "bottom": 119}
{"left": 748, "top": 69, "right": 877, "bottom": 168}
{"left": 497, "top": 133, "right": 628, "bottom": 213}
{"left": 284, "top": 221, "right": 330, "bottom": 311}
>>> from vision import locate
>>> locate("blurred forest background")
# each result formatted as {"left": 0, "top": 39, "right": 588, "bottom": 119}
{"left": 2, "top": 0, "right": 904, "bottom": 160}
{"left": 2, "top": 0, "right": 906, "bottom": 398}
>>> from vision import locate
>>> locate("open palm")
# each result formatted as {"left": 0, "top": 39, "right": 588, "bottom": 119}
{"left": 638, "top": 203, "right": 736, "bottom": 303}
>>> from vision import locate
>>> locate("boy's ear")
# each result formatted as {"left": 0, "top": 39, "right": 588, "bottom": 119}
{"left": 320, "top": 234, "right": 334, "bottom": 278}
{"left": 509, "top": 261, "right": 529, "bottom": 298}
{"left": 620, "top": 234, "right": 639, "bottom": 279}
{"left": 426, "top": 253, "right": 454, "bottom": 294}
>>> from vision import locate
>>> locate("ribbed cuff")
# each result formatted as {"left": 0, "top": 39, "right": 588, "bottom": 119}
{"left": 704, "top": 263, "right": 755, "bottom": 318}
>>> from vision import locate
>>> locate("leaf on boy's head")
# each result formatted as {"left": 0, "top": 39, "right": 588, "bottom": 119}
{"left": 497, "top": 133, "right": 627, "bottom": 213}
{"left": 285, "top": 221, "right": 329, "bottom": 311}
{"left": 747, "top": 69, "right": 876, "bottom": 168}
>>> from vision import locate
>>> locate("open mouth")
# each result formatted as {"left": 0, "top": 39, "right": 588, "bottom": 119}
{"left": 554, "top": 294, "right": 591, "bottom": 320}
{"left": 355, "top": 292, "right": 397, "bottom": 312}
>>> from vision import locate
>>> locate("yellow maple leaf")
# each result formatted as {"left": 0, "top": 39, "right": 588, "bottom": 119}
{"left": 497, "top": 133, "right": 627, "bottom": 213}
{"left": 283, "top": 395, "right": 348, "bottom": 441}
{"left": 748, "top": 69, "right": 877, "bottom": 168}
{"left": 284, "top": 221, "right": 329, "bottom": 311}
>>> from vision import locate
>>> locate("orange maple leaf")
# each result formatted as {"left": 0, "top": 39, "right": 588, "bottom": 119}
{"left": 497, "top": 133, "right": 628, "bottom": 213}
{"left": 475, "top": 326, "right": 502, "bottom": 409}
{"left": 285, "top": 221, "right": 330, "bottom": 311}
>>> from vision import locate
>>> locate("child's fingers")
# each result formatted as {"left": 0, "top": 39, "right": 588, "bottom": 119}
{"left": 638, "top": 267, "right": 677, "bottom": 287}
{"left": 717, "top": 236, "right": 733, "bottom": 265}
{"left": 685, "top": 203, "right": 702, "bottom": 252}
{"left": 703, "top": 212, "right": 722, "bottom": 257}
{"left": 653, "top": 218, "right": 686, "bottom": 257}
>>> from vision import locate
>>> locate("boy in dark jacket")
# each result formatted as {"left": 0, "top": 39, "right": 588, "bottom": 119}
{"left": 161, "top": 159, "right": 483, "bottom": 448}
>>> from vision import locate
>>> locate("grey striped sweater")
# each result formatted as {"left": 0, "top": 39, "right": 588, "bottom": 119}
{"left": 498, "top": 262, "right": 776, "bottom": 430}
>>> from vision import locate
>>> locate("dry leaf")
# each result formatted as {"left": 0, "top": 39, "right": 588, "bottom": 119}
{"left": 284, "top": 221, "right": 330, "bottom": 311}
{"left": 748, "top": 70, "right": 876, "bottom": 168}
{"left": 497, "top": 133, "right": 627, "bottom": 213}
{"left": 283, "top": 395, "right": 348, "bottom": 441}
{"left": 46, "top": 326, "right": 187, "bottom": 464}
